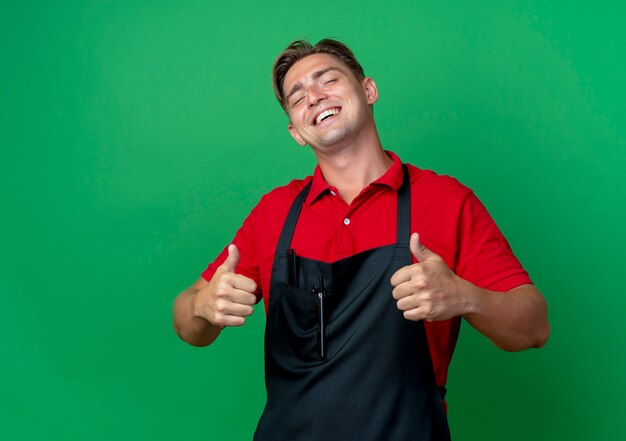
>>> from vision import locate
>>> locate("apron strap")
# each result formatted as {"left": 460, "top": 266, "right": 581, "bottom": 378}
{"left": 275, "top": 180, "right": 312, "bottom": 256}
{"left": 396, "top": 164, "right": 411, "bottom": 245}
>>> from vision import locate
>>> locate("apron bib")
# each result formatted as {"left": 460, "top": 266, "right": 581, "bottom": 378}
{"left": 253, "top": 165, "right": 451, "bottom": 441}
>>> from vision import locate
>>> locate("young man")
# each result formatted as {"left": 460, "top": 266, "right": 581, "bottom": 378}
{"left": 173, "top": 39, "right": 549, "bottom": 440}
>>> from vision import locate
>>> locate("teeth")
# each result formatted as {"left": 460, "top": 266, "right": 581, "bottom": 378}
{"left": 315, "top": 108, "right": 339, "bottom": 125}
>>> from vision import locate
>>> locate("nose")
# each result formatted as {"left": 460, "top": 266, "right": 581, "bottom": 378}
{"left": 307, "top": 85, "right": 327, "bottom": 108}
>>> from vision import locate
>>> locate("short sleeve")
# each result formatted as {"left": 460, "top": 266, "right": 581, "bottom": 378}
{"left": 454, "top": 192, "right": 533, "bottom": 292}
{"left": 201, "top": 203, "right": 262, "bottom": 298}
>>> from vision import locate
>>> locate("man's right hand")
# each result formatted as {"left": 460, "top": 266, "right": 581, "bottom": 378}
{"left": 192, "top": 244, "right": 258, "bottom": 327}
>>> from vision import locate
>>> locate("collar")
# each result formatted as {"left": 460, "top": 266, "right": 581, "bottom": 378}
{"left": 305, "top": 150, "right": 405, "bottom": 205}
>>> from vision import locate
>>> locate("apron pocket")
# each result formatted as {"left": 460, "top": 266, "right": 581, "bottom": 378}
{"left": 270, "top": 282, "right": 323, "bottom": 361}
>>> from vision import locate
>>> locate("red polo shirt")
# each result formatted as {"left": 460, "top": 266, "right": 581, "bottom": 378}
{"left": 202, "top": 151, "right": 532, "bottom": 387}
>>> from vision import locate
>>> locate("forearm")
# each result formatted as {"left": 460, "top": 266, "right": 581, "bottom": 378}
{"left": 461, "top": 282, "right": 550, "bottom": 352}
{"left": 173, "top": 287, "right": 222, "bottom": 347}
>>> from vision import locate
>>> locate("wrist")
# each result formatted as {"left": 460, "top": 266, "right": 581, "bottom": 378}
{"left": 190, "top": 288, "right": 203, "bottom": 319}
{"left": 457, "top": 277, "right": 482, "bottom": 316}
{"left": 190, "top": 288, "right": 226, "bottom": 332}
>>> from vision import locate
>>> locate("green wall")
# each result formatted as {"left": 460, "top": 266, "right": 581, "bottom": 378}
{"left": 2, "top": 1, "right": 624, "bottom": 440}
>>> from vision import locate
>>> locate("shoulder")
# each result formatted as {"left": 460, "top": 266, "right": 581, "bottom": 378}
{"left": 228, "top": 175, "right": 312, "bottom": 276}
{"left": 251, "top": 175, "right": 313, "bottom": 219}
{"left": 405, "top": 163, "right": 473, "bottom": 202}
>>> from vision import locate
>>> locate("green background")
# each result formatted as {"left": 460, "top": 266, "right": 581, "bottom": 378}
{"left": 1, "top": 1, "right": 624, "bottom": 440}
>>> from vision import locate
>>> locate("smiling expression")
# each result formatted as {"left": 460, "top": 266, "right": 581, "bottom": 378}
{"left": 283, "top": 54, "right": 378, "bottom": 150}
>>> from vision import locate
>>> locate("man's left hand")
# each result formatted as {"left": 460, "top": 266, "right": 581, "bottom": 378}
{"left": 390, "top": 232, "right": 469, "bottom": 322}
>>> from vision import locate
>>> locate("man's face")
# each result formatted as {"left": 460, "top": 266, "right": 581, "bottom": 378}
{"left": 283, "top": 54, "right": 378, "bottom": 150}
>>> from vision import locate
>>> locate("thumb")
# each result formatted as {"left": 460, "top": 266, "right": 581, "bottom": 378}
{"left": 410, "top": 232, "right": 436, "bottom": 262}
{"left": 221, "top": 244, "right": 240, "bottom": 273}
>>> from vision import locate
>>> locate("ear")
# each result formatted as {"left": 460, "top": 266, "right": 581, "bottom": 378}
{"left": 288, "top": 123, "right": 307, "bottom": 146}
{"left": 362, "top": 77, "right": 379, "bottom": 105}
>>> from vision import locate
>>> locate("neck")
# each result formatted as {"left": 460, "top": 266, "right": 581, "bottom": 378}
{"left": 314, "top": 135, "right": 393, "bottom": 205}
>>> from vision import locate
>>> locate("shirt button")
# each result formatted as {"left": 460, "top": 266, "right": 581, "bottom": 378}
{"left": 330, "top": 190, "right": 336, "bottom": 196}
{"left": 343, "top": 218, "right": 350, "bottom": 225}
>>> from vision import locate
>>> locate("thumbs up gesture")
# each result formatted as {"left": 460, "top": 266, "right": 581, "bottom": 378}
{"left": 193, "top": 244, "right": 258, "bottom": 327}
{"left": 390, "top": 233, "right": 467, "bottom": 322}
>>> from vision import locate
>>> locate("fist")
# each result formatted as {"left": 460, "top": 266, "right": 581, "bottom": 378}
{"left": 390, "top": 233, "right": 466, "bottom": 322}
{"left": 193, "top": 244, "right": 258, "bottom": 327}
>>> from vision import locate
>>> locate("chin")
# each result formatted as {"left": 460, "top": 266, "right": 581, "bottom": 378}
{"left": 315, "top": 124, "right": 354, "bottom": 148}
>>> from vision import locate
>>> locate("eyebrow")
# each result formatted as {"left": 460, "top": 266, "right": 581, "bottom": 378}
{"left": 285, "top": 67, "right": 341, "bottom": 103}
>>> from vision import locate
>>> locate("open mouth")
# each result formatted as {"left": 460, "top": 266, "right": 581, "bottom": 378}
{"left": 314, "top": 107, "right": 341, "bottom": 125}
